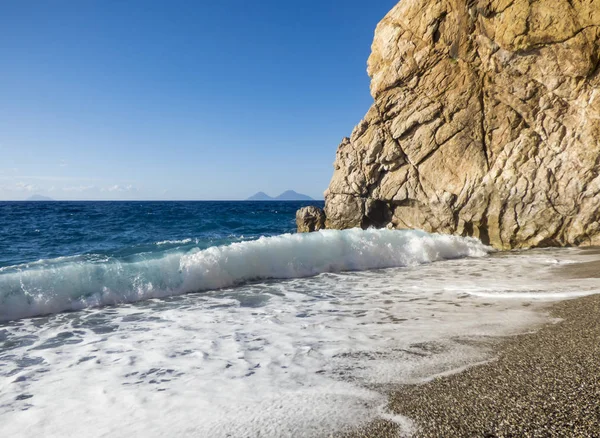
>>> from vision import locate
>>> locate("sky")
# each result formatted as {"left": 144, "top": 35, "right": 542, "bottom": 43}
{"left": 0, "top": 0, "right": 398, "bottom": 200}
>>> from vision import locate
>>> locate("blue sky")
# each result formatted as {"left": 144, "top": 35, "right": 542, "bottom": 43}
{"left": 0, "top": 0, "right": 397, "bottom": 200}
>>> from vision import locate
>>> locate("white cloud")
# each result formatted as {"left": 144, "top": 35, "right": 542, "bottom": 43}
{"left": 0, "top": 168, "right": 19, "bottom": 176}
{"left": 105, "top": 184, "right": 136, "bottom": 192}
{"left": 0, "top": 175, "right": 101, "bottom": 182}
{"left": 15, "top": 182, "right": 39, "bottom": 192}
{"left": 0, "top": 176, "right": 141, "bottom": 200}
{"left": 62, "top": 185, "right": 97, "bottom": 193}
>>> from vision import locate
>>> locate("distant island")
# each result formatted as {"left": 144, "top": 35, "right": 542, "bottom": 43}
{"left": 247, "top": 190, "right": 314, "bottom": 201}
{"left": 27, "top": 194, "right": 55, "bottom": 201}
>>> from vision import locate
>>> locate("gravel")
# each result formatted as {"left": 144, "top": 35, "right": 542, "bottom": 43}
{"left": 340, "top": 293, "right": 600, "bottom": 437}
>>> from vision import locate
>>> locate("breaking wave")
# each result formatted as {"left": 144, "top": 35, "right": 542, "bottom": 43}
{"left": 0, "top": 229, "right": 491, "bottom": 322}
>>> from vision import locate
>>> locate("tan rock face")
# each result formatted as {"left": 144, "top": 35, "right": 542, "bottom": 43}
{"left": 296, "top": 206, "right": 327, "bottom": 233}
{"left": 324, "top": 0, "right": 600, "bottom": 249}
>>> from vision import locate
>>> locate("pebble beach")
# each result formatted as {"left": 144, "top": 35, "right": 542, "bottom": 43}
{"left": 346, "top": 258, "right": 600, "bottom": 437}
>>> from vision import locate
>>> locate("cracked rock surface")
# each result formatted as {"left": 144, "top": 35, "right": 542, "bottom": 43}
{"left": 324, "top": 0, "right": 600, "bottom": 249}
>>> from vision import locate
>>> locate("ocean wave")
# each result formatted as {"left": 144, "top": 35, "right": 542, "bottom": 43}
{"left": 0, "top": 229, "right": 491, "bottom": 322}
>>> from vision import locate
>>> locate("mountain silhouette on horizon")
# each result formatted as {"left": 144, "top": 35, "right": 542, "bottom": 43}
{"left": 27, "top": 194, "right": 55, "bottom": 201}
{"left": 246, "top": 190, "right": 313, "bottom": 201}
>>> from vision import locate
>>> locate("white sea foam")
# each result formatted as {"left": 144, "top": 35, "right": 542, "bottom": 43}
{"left": 467, "top": 290, "right": 600, "bottom": 299}
{"left": 1, "top": 245, "right": 598, "bottom": 437}
{"left": 155, "top": 238, "right": 194, "bottom": 245}
{"left": 0, "top": 229, "right": 490, "bottom": 322}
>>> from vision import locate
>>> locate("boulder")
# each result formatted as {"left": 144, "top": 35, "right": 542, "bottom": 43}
{"left": 296, "top": 206, "right": 326, "bottom": 233}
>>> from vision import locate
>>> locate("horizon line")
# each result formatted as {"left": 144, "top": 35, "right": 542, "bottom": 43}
{"left": 1, "top": 199, "right": 326, "bottom": 202}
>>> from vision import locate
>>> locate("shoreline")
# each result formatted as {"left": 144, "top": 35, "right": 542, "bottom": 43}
{"left": 344, "top": 292, "right": 600, "bottom": 437}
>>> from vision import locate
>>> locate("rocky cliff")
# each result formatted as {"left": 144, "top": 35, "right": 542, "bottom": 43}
{"left": 324, "top": 0, "right": 600, "bottom": 249}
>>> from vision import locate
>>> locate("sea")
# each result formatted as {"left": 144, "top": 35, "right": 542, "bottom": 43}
{"left": 1, "top": 201, "right": 599, "bottom": 437}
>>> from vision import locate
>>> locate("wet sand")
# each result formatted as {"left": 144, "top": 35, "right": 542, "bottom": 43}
{"left": 342, "top": 251, "right": 600, "bottom": 437}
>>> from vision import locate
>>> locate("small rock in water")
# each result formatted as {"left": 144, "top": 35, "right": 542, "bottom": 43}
{"left": 296, "top": 206, "right": 326, "bottom": 233}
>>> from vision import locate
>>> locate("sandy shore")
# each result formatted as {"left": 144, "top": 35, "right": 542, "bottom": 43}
{"left": 341, "top": 273, "right": 600, "bottom": 436}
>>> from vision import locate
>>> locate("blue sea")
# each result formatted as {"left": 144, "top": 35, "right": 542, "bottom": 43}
{"left": 0, "top": 201, "right": 320, "bottom": 269}
{"left": 1, "top": 201, "right": 595, "bottom": 437}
